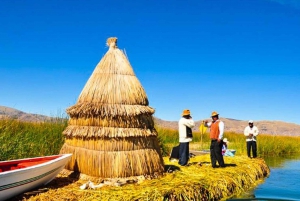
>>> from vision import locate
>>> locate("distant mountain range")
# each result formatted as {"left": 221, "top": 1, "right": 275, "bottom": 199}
{"left": 1, "top": 105, "right": 300, "bottom": 136}
{"left": 154, "top": 117, "right": 300, "bottom": 136}
{"left": 0, "top": 106, "right": 52, "bottom": 122}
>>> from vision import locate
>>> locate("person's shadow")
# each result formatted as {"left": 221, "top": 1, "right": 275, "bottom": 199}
{"left": 224, "top": 163, "right": 237, "bottom": 167}
{"left": 165, "top": 164, "right": 181, "bottom": 173}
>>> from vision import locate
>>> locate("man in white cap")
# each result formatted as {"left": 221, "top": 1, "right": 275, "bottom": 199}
{"left": 204, "top": 111, "right": 225, "bottom": 168}
{"left": 244, "top": 120, "right": 259, "bottom": 158}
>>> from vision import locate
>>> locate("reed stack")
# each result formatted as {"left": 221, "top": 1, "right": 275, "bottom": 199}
{"left": 60, "top": 37, "right": 165, "bottom": 179}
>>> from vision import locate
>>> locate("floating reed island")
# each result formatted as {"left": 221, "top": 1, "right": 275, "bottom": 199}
{"left": 20, "top": 155, "right": 270, "bottom": 201}
{"left": 20, "top": 37, "right": 270, "bottom": 201}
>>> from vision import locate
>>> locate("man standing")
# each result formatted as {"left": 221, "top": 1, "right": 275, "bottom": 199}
{"left": 178, "top": 109, "right": 195, "bottom": 166}
{"left": 244, "top": 120, "right": 259, "bottom": 158}
{"left": 204, "top": 111, "right": 225, "bottom": 168}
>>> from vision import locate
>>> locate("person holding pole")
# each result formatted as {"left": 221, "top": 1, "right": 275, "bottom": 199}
{"left": 204, "top": 111, "right": 225, "bottom": 168}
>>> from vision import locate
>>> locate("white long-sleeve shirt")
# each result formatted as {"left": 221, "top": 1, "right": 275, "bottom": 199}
{"left": 178, "top": 117, "right": 195, "bottom": 143}
{"left": 205, "top": 120, "right": 225, "bottom": 140}
{"left": 244, "top": 126, "right": 259, "bottom": 141}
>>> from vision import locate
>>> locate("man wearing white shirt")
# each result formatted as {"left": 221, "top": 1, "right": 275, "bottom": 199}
{"left": 244, "top": 120, "right": 259, "bottom": 158}
{"left": 204, "top": 111, "right": 225, "bottom": 168}
{"left": 178, "top": 109, "right": 195, "bottom": 166}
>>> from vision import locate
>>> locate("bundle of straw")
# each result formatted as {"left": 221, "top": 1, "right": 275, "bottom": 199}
{"left": 60, "top": 37, "right": 164, "bottom": 179}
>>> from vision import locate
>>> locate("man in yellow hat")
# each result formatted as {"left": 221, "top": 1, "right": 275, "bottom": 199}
{"left": 178, "top": 109, "right": 195, "bottom": 166}
{"left": 204, "top": 111, "right": 225, "bottom": 168}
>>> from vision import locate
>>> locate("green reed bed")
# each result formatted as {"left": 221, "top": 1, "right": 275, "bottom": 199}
{"left": 156, "top": 126, "right": 212, "bottom": 156}
{"left": 155, "top": 126, "right": 178, "bottom": 156}
{"left": 257, "top": 134, "right": 300, "bottom": 156}
{"left": 0, "top": 118, "right": 67, "bottom": 161}
{"left": 1, "top": 119, "right": 300, "bottom": 160}
{"left": 218, "top": 132, "right": 300, "bottom": 156}
{"left": 156, "top": 127, "right": 300, "bottom": 157}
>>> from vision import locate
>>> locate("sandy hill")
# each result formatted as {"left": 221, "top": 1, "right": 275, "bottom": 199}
{"left": 1, "top": 105, "right": 300, "bottom": 136}
{"left": 0, "top": 106, "right": 52, "bottom": 122}
{"left": 154, "top": 117, "right": 300, "bottom": 136}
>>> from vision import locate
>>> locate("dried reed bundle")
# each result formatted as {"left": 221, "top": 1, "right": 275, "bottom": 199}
{"left": 77, "top": 39, "right": 148, "bottom": 106}
{"left": 60, "top": 37, "right": 164, "bottom": 179}
{"left": 63, "top": 126, "right": 157, "bottom": 138}
{"left": 67, "top": 104, "right": 154, "bottom": 118}
{"left": 67, "top": 114, "right": 155, "bottom": 128}
{"left": 62, "top": 136, "right": 161, "bottom": 152}
{"left": 60, "top": 145, "right": 163, "bottom": 178}
{"left": 21, "top": 155, "right": 270, "bottom": 201}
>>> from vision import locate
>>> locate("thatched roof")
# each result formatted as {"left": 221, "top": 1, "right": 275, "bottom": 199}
{"left": 60, "top": 37, "right": 164, "bottom": 178}
{"left": 67, "top": 37, "right": 153, "bottom": 119}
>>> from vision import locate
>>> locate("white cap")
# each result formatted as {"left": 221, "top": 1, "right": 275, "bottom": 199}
{"left": 248, "top": 120, "right": 254, "bottom": 123}
{"left": 223, "top": 138, "right": 229, "bottom": 143}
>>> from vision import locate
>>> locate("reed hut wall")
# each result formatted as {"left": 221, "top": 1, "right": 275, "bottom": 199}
{"left": 60, "top": 37, "right": 165, "bottom": 178}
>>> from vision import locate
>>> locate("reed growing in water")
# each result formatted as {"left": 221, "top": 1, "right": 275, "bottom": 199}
{"left": 1, "top": 119, "right": 299, "bottom": 161}
{"left": 157, "top": 127, "right": 300, "bottom": 157}
{"left": 223, "top": 131, "right": 300, "bottom": 156}
{"left": 0, "top": 118, "right": 66, "bottom": 161}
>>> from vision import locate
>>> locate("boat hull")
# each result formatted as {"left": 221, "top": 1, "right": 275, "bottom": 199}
{"left": 0, "top": 154, "right": 72, "bottom": 201}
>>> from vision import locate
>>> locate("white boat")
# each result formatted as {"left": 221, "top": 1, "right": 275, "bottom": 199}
{"left": 0, "top": 154, "right": 72, "bottom": 201}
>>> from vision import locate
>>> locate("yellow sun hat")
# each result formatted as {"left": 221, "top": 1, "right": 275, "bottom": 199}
{"left": 182, "top": 109, "right": 191, "bottom": 116}
{"left": 211, "top": 111, "right": 219, "bottom": 117}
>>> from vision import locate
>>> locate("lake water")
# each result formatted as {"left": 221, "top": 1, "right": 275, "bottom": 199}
{"left": 228, "top": 155, "right": 300, "bottom": 201}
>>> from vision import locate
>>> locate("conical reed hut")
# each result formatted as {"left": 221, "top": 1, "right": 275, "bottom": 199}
{"left": 60, "top": 37, "right": 165, "bottom": 179}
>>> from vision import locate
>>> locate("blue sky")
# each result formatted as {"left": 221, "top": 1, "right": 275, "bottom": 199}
{"left": 1, "top": 0, "right": 300, "bottom": 125}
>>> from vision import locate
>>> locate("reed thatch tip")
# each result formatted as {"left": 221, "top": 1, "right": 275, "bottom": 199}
{"left": 107, "top": 37, "right": 118, "bottom": 49}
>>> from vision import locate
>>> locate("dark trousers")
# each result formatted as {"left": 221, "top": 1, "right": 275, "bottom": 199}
{"left": 247, "top": 141, "right": 257, "bottom": 158}
{"left": 178, "top": 142, "right": 189, "bottom": 166}
{"left": 210, "top": 140, "right": 225, "bottom": 167}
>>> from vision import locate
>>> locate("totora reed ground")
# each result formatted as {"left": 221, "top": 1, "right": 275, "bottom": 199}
{"left": 14, "top": 154, "right": 270, "bottom": 201}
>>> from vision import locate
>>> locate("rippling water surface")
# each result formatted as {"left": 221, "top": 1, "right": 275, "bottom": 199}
{"left": 228, "top": 155, "right": 300, "bottom": 201}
